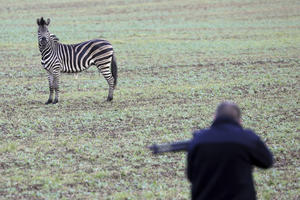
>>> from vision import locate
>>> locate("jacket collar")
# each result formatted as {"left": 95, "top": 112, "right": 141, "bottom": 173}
{"left": 211, "top": 116, "right": 242, "bottom": 128}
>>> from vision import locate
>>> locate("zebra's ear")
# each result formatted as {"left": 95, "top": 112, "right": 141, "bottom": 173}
{"left": 46, "top": 18, "right": 51, "bottom": 26}
{"left": 37, "top": 18, "right": 40, "bottom": 26}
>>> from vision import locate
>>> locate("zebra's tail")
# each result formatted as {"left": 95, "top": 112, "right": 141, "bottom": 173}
{"left": 111, "top": 53, "right": 118, "bottom": 88}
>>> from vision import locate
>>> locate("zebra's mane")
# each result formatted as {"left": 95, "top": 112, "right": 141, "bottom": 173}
{"left": 40, "top": 17, "right": 46, "bottom": 26}
{"left": 38, "top": 17, "right": 47, "bottom": 26}
{"left": 50, "top": 34, "right": 59, "bottom": 43}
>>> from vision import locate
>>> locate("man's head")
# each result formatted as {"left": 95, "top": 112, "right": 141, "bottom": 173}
{"left": 215, "top": 101, "right": 241, "bottom": 123}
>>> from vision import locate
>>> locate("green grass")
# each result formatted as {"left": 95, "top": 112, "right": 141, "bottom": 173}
{"left": 0, "top": 0, "right": 299, "bottom": 199}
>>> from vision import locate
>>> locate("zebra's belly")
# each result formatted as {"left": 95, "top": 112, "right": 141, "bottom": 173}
{"left": 60, "top": 63, "right": 91, "bottom": 73}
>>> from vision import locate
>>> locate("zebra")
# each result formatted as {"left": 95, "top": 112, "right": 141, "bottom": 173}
{"left": 36, "top": 17, "right": 118, "bottom": 104}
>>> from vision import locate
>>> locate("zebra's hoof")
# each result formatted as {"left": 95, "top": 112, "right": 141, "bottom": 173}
{"left": 45, "top": 99, "right": 52, "bottom": 104}
{"left": 107, "top": 96, "right": 113, "bottom": 101}
{"left": 53, "top": 99, "right": 58, "bottom": 104}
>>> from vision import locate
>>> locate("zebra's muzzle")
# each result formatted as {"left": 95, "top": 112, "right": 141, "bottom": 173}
{"left": 41, "top": 38, "right": 47, "bottom": 46}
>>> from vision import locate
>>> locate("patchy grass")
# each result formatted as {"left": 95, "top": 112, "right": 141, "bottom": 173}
{"left": 0, "top": 0, "right": 299, "bottom": 199}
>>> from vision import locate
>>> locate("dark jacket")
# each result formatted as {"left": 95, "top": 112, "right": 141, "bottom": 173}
{"left": 187, "top": 117, "right": 273, "bottom": 200}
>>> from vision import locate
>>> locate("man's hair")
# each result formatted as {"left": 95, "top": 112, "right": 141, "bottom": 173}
{"left": 216, "top": 101, "right": 241, "bottom": 121}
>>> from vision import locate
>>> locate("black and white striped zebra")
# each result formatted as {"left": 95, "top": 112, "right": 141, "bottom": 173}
{"left": 37, "top": 17, "right": 118, "bottom": 104}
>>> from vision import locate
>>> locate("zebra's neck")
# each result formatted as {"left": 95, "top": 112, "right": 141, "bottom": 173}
{"left": 40, "top": 39, "right": 59, "bottom": 70}
{"left": 40, "top": 40, "right": 58, "bottom": 58}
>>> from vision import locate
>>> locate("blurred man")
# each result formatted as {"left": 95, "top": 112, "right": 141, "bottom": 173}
{"left": 187, "top": 101, "right": 273, "bottom": 200}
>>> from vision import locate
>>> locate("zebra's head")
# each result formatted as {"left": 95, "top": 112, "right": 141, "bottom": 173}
{"left": 37, "top": 17, "right": 51, "bottom": 50}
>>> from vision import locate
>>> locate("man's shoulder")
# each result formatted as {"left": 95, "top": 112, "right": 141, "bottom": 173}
{"left": 192, "top": 129, "right": 209, "bottom": 137}
{"left": 243, "top": 129, "right": 260, "bottom": 140}
{"left": 191, "top": 128, "right": 213, "bottom": 141}
{"left": 190, "top": 127, "right": 260, "bottom": 148}
{"left": 188, "top": 129, "right": 208, "bottom": 151}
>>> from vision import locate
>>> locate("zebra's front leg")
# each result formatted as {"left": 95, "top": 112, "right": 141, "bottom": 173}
{"left": 53, "top": 71, "right": 60, "bottom": 104}
{"left": 45, "top": 72, "right": 54, "bottom": 104}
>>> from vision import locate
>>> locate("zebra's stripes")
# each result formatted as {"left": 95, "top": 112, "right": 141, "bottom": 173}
{"left": 37, "top": 17, "right": 117, "bottom": 104}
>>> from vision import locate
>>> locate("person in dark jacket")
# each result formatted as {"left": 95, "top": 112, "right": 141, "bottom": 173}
{"left": 187, "top": 101, "right": 273, "bottom": 200}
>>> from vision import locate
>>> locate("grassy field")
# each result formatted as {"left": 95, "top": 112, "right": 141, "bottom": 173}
{"left": 0, "top": 0, "right": 299, "bottom": 199}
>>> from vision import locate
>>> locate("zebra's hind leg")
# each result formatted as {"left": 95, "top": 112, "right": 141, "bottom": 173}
{"left": 46, "top": 72, "right": 54, "bottom": 104}
{"left": 97, "top": 63, "right": 115, "bottom": 101}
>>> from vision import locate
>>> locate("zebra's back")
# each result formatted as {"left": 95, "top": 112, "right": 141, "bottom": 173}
{"left": 58, "top": 39, "right": 114, "bottom": 73}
